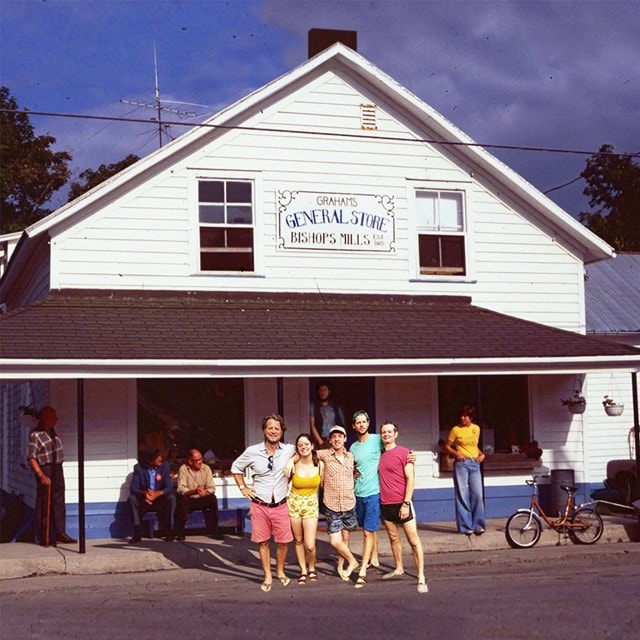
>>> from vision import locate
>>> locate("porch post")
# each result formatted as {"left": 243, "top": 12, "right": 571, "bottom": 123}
{"left": 632, "top": 372, "right": 640, "bottom": 499}
{"left": 77, "top": 379, "right": 86, "bottom": 553}
{"left": 277, "top": 377, "right": 284, "bottom": 418}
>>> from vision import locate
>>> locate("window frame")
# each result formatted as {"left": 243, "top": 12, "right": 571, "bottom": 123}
{"left": 192, "top": 172, "right": 262, "bottom": 275}
{"left": 410, "top": 182, "right": 473, "bottom": 279}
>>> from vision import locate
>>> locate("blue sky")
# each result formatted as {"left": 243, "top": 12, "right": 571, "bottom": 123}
{"left": 1, "top": 0, "right": 639, "bottom": 216}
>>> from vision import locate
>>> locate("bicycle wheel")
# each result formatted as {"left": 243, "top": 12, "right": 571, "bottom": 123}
{"left": 505, "top": 511, "right": 542, "bottom": 548}
{"left": 569, "top": 508, "right": 604, "bottom": 545}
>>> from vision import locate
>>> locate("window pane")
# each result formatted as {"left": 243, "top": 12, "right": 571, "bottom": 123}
{"left": 227, "top": 227, "right": 253, "bottom": 247}
{"left": 200, "top": 227, "right": 225, "bottom": 248}
{"left": 227, "top": 181, "right": 252, "bottom": 203}
{"left": 199, "top": 181, "right": 224, "bottom": 203}
{"left": 201, "top": 251, "right": 254, "bottom": 272}
{"left": 439, "top": 193, "right": 463, "bottom": 230}
{"left": 418, "top": 235, "right": 440, "bottom": 269}
{"left": 416, "top": 192, "right": 437, "bottom": 228}
{"left": 199, "top": 204, "right": 224, "bottom": 224}
{"left": 441, "top": 236, "right": 465, "bottom": 273}
{"left": 227, "top": 205, "right": 252, "bottom": 224}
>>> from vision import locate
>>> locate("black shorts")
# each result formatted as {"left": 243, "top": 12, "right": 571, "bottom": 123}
{"left": 381, "top": 502, "right": 414, "bottom": 525}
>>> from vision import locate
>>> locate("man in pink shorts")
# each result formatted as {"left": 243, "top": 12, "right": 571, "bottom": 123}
{"left": 232, "top": 413, "right": 295, "bottom": 592}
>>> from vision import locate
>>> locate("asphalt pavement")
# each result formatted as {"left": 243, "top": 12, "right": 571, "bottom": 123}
{"left": 1, "top": 512, "right": 638, "bottom": 581}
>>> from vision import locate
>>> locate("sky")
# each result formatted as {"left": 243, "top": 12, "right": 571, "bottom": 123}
{"left": 1, "top": 0, "right": 639, "bottom": 216}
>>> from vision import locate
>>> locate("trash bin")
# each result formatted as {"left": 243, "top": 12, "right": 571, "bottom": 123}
{"left": 551, "top": 469, "right": 575, "bottom": 516}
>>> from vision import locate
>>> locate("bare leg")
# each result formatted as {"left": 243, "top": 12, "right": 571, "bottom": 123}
{"left": 382, "top": 520, "right": 404, "bottom": 576}
{"left": 403, "top": 520, "right": 425, "bottom": 582}
{"left": 258, "top": 540, "right": 272, "bottom": 585}
{"left": 329, "top": 530, "right": 358, "bottom": 580}
{"left": 302, "top": 517, "right": 318, "bottom": 573}
{"left": 275, "top": 542, "right": 289, "bottom": 579}
{"left": 290, "top": 518, "right": 306, "bottom": 575}
{"left": 371, "top": 531, "right": 380, "bottom": 567}
{"left": 358, "top": 529, "right": 375, "bottom": 579}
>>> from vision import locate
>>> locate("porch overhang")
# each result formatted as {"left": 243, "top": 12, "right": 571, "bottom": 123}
{"left": 2, "top": 289, "right": 640, "bottom": 380}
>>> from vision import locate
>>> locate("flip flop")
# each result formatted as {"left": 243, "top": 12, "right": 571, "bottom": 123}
{"left": 261, "top": 582, "right": 272, "bottom": 593}
{"left": 355, "top": 576, "right": 367, "bottom": 589}
{"left": 277, "top": 575, "right": 291, "bottom": 587}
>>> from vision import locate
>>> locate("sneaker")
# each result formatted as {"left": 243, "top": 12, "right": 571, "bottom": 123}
{"left": 474, "top": 528, "right": 486, "bottom": 536}
{"left": 417, "top": 581, "right": 429, "bottom": 594}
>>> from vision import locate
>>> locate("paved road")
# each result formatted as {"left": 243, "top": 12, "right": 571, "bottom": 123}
{"left": 2, "top": 543, "right": 639, "bottom": 639}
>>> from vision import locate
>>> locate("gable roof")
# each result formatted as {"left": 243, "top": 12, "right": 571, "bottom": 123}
{"left": 586, "top": 252, "right": 640, "bottom": 337}
{"left": 2, "top": 290, "right": 639, "bottom": 380}
{"left": 5, "top": 43, "right": 612, "bottom": 285}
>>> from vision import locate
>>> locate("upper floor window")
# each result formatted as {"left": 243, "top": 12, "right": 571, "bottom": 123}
{"left": 415, "top": 190, "right": 466, "bottom": 276}
{"left": 198, "top": 180, "right": 254, "bottom": 272}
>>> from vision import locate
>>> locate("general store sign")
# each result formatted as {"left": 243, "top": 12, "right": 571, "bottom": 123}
{"left": 277, "top": 190, "right": 395, "bottom": 252}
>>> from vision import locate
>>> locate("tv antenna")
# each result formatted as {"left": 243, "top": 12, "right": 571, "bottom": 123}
{"left": 120, "top": 43, "right": 202, "bottom": 148}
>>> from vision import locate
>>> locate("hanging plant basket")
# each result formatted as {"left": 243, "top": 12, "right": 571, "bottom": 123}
{"left": 604, "top": 403, "right": 624, "bottom": 417}
{"left": 567, "top": 402, "right": 586, "bottom": 415}
{"left": 20, "top": 413, "right": 39, "bottom": 429}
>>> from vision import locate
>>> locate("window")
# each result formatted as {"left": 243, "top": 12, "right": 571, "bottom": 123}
{"left": 438, "top": 375, "right": 530, "bottom": 453}
{"left": 415, "top": 190, "right": 466, "bottom": 276}
{"left": 198, "top": 180, "right": 254, "bottom": 272}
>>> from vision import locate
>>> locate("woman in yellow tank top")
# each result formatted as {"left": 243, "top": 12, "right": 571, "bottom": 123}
{"left": 284, "top": 433, "right": 324, "bottom": 584}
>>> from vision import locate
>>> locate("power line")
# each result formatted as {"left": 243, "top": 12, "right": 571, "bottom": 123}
{"left": 1, "top": 107, "right": 638, "bottom": 160}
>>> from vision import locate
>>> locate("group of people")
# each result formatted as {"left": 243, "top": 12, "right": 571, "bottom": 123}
{"left": 26, "top": 402, "right": 486, "bottom": 591}
{"left": 127, "top": 446, "right": 224, "bottom": 543}
{"left": 231, "top": 410, "right": 429, "bottom": 594}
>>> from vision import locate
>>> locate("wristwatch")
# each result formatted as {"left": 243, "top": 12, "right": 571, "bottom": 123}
{"left": 403, "top": 501, "right": 411, "bottom": 506}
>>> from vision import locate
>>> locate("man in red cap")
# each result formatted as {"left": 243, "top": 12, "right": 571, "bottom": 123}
{"left": 27, "top": 406, "right": 77, "bottom": 546}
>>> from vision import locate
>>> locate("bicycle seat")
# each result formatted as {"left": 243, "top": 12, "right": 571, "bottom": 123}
{"left": 561, "top": 484, "right": 577, "bottom": 493}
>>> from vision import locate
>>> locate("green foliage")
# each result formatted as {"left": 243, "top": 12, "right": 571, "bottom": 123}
{"left": 67, "top": 154, "right": 140, "bottom": 202}
{"left": 0, "top": 87, "right": 72, "bottom": 234}
{"left": 579, "top": 144, "right": 640, "bottom": 251}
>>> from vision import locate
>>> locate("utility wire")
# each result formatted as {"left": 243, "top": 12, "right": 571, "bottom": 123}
{"left": 1, "top": 107, "right": 637, "bottom": 159}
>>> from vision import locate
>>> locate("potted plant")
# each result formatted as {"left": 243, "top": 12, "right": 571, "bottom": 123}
{"left": 602, "top": 395, "right": 624, "bottom": 417}
{"left": 561, "top": 391, "right": 586, "bottom": 414}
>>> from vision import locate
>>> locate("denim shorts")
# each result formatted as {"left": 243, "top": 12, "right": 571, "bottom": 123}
{"left": 324, "top": 506, "right": 358, "bottom": 534}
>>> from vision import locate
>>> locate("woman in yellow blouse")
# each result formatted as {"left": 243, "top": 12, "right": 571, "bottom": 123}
{"left": 442, "top": 405, "right": 486, "bottom": 536}
{"left": 284, "top": 434, "right": 324, "bottom": 584}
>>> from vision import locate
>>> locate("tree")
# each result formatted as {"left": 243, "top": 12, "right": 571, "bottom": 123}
{"left": 67, "top": 154, "right": 140, "bottom": 202}
{"left": 0, "top": 87, "right": 72, "bottom": 234}
{"left": 579, "top": 144, "right": 640, "bottom": 251}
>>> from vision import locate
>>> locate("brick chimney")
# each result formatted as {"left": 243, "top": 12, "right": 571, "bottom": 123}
{"left": 308, "top": 28, "right": 357, "bottom": 58}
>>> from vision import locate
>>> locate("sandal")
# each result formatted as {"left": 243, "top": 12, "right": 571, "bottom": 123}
{"left": 381, "top": 569, "right": 404, "bottom": 580}
{"left": 298, "top": 574, "right": 308, "bottom": 586}
{"left": 261, "top": 582, "right": 272, "bottom": 593}
{"left": 355, "top": 576, "right": 367, "bottom": 589}
{"left": 308, "top": 570, "right": 317, "bottom": 582}
{"left": 277, "top": 575, "right": 291, "bottom": 587}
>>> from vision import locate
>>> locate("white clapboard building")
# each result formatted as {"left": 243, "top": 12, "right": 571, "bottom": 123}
{"left": 2, "top": 37, "right": 639, "bottom": 539}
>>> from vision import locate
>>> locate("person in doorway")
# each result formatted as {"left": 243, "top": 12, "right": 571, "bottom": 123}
{"left": 317, "top": 425, "right": 359, "bottom": 582}
{"left": 378, "top": 421, "right": 428, "bottom": 594}
{"left": 27, "top": 406, "right": 77, "bottom": 546}
{"left": 231, "top": 413, "right": 295, "bottom": 592}
{"left": 284, "top": 433, "right": 323, "bottom": 585}
{"left": 128, "top": 447, "right": 177, "bottom": 543}
{"left": 175, "top": 448, "right": 223, "bottom": 541}
{"left": 442, "top": 405, "right": 486, "bottom": 536}
{"left": 309, "top": 382, "right": 346, "bottom": 449}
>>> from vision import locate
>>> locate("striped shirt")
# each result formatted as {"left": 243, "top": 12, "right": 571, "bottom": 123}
{"left": 318, "top": 448, "right": 356, "bottom": 511}
{"left": 27, "top": 429, "right": 64, "bottom": 465}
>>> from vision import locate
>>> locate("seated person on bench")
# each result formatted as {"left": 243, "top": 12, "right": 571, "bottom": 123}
{"left": 128, "top": 447, "right": 176, "bottom": 543}
{"left": 175, "top": 448, "right": 223, "bottom": 540}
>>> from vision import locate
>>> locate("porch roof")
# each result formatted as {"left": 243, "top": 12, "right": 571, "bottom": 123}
{"left": 2, "top": 290, "right": 640, "bottom": 379}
